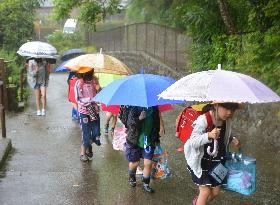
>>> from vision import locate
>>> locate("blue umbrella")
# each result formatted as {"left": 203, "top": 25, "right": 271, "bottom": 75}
{"left": 60, "top": 48, "right": 85, "bottom": 61}
{"left": 93, "top": 74, "right": 184, "bottom": 107}
{"left": 54, "top": 61, "right": 69, "bottom": 72}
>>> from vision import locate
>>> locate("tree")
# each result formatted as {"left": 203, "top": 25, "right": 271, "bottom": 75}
{"left": 0, "top": 0, "right": 41, "bottom": 51}
{"left": 125, "top": 0, "right": 280, "bottom": 93}
{"left": 52, "top": 0, "right": 121, "bottom": 31}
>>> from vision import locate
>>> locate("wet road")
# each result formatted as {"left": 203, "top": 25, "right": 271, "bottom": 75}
{"left": 0, "top": 73, "right": 279, "bottom": 205}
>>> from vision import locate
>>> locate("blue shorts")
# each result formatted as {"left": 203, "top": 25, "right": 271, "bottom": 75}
{"left": 124, "top": 142, "right": 155, "bottom": 162}
{"left": 79, "top": 113, "right": 100, "bottom": 147}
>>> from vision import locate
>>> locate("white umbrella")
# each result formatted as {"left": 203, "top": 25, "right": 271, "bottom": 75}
{"left": 159, "top": 65, "right": 280, "bottom": 104}
{"left": 17, "top": 41, "right": 58, "bottom": 59}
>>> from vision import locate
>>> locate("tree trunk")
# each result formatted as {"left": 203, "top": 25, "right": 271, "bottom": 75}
{"left": 217, "top": 0, "right": 236, "bottom": 35}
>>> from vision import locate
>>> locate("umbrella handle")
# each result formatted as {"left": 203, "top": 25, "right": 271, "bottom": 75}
{"left": 207, "top": 139, "right": 218, "bottom": 157}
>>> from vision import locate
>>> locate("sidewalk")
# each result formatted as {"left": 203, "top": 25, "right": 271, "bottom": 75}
{"left": 0, "top": 73, "right": 278, "bottom": 205}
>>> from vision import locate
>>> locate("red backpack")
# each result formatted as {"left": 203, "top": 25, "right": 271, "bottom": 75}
{"left": 68, "top": 77, "right": 78, "bottom": 103}
{"left": 176, "top": 107, "right": 213, "bottom": 143}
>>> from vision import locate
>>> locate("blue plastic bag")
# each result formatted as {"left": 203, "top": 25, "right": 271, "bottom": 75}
{"left": 223, "top": 153, "right": 256, "bottom": 196}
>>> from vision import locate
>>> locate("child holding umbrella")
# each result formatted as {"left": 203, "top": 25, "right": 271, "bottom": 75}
{"left": 184, "top": 102, "right": 241, "bottom": 205}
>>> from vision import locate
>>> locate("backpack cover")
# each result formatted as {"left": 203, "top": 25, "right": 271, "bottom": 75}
{"left": 176, "top": 107, "right": 213, "bottom": 143}
{"left": 118, "top": 105, "right": 130, "bottom": 128}
{"left": 68, "top": 77, "right": 78, "bottom": 103}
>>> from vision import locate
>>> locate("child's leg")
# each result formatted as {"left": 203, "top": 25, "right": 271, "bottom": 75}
{"left": 110, "top": 114, "right": 117, "bottom": 135}
{"left": 34, "top": 88, "right": 41, "bottom": 112}
{"left": 143, "top": 158, "right": 153, "bottom": 177}
{"left": 142, "top": 158, "right": 154, "bottom": 193}
{"left": 104, "top": 112, "right": 112, "bottom": 134}
{"left": 208, "top": 186, "right": 221, "bottom": 202}
{"left": 79, "top": 113, "right": 92, "bottom": 161}
{"left": 125, "top": 142, "right": 141, "bottom": 187}
{"left": 92, "top": 118, "right": 101, "bottom": 146}
{"left": 197, "top": 186, "right": 211, "bottom": 205}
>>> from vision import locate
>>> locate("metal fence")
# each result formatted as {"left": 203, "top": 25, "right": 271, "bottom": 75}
{"left": 88, "top": 23, "right": 192, "bottom": 70}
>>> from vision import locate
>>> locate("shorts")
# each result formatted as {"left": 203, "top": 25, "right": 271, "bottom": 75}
{"left": 34, "top": 81, "right": 48, "bottom": 89}
{"left": 124, "top": 142, "right": 155, "bottom": 162}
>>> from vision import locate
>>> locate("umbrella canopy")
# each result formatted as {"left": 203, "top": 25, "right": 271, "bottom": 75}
{"left": 17, "top": 41, "right": 58, "bottom": 59}
{"left": 95, "top": 73, "right": 126, "bottom": 87}
{"left": 93, "top": 74, "right": 183, "bottom": 107}
{"left": 54, "top": 61, "right": 69, "bottom": 72}
{"left": 60, "top": 48, "right": 85, "bottom": 61}
{"left": 159, "top": 67, "right": 280, "bottom": 104}
{"left": 64, "top": 53, "right": 132, "bottom": 75}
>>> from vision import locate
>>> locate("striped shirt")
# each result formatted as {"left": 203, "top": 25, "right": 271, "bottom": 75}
{"left": 74, "top": 79, "right": 99, "bottom": 115}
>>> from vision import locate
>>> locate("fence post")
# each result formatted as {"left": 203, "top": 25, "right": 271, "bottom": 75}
{"left": 0, "top": 81, "right": 6, "bottom": 138}
{"left": 20, "top": 66, "right": 25, "bottom": 102}
{"left": 126, "top": 24, "right": 129, "bottom": 51}
{"left": 0, "top": 59, "right": 8, "bottom": 109}
{"left": 175, "top": 31, "right": 178, "bottom": 69}
{"left": 145, "top": 23, "right": 148, "bottom": 53}
{"left": 135, "top": 24, "right": 138, "bottom": 51}
{"left": 153, "top": 25, "right": 156, "bottom": 58}
{"left": 163, "top": 25, "right": 167, "bottom": 63}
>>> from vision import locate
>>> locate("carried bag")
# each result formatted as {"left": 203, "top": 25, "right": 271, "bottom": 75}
{"left": 151, "top": 144, "right": 172, "bottom": 180}
{"left": 209, "top": 162, "right": 228, "bottom": 183}
{"left": 223, "top": 152, "right": 256, "bottom": 196}
{"left": 86, "top": 104, "right": 99, "bottom": 121}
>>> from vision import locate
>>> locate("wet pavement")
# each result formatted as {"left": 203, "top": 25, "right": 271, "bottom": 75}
{"left": 0, "top": 73, "right": 279, "bottom": 205}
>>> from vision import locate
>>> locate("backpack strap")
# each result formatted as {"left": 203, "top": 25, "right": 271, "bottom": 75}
{"left": 205, "top": 112, "right": 213, "bottom": 132}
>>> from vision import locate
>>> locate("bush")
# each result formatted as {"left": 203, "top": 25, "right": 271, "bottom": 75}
{"left": 0, "top": 50, "right": 29, "bottom": 103}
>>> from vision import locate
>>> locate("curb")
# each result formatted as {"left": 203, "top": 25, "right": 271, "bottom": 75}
{"left": 0, "top": 138, "right": 12, "bottom": 169}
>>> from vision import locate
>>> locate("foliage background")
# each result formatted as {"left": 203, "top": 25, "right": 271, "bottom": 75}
{"left": 125, "top": 0, "right": 280, "bottom": 94}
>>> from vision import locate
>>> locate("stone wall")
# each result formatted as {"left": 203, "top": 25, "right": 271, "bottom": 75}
{"left": 107, "top": 51, "right": 280, "bottom": 151}
{"left": 107, "top": 51, "right": 188, "bottom": 80}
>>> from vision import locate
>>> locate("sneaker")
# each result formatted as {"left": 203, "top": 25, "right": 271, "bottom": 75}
{"left": 192, "top": 195, "right": 198, "bottom": 205}
{"left": 128, "top": 176, "right": 136, "bottom": 187}
{"left": 142, "top": 184, "right": 154, "bottom": 193}
{"left": 41, "top": 109, "right": 46, "bottom": 116}
{"left": 104, "top": 124, "right": 109, "bottom": 135}
{"left": 86, "top": 145, "right": 93, "bottom": 160}
{"left": 80, "top": 155, "right": 89, "bottom": 162}
{"left": 93, "top": 137, "right": 101, "bottom": 146}
{"left": 36, "top": 110, "right": 41, "bottom": 116}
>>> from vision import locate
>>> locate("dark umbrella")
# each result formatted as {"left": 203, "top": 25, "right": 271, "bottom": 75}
{"left": 60, "top": 48, "right": 85, "bottom": 61}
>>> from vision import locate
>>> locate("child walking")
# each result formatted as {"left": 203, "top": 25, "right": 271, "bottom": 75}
{"left": 125, "top": 106, "right": 165, "bottom": 193}
{"left": 74, "top": 69, "right": 101, "bottom": 162}
{"left": 184, "top": 102, "right": 241, "bottom": 205}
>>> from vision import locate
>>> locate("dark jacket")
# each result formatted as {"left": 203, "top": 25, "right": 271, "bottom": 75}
{"left": 126, "top": 106, "right": 160, "bottom": 147}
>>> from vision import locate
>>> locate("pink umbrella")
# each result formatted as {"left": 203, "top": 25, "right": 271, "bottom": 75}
{"left": 159, "top": 64, "right": 280, "bottom": 155}
{"left": 159, "top": 65, "right": 280, "bottom": 104}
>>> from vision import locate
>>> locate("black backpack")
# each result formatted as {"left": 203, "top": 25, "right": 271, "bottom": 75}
{"left": 118, "top": 105, "right": 130, "bottom": 127}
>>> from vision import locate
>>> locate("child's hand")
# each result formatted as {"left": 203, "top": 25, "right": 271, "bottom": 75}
{"left": 139, "top": 111, "right": 146, "bottom": 120}
{"left": 208, "top": 128, "right": 221, "bottom": 140}
{"left": 231, "top": 137, "right": 241, "bottom": 147}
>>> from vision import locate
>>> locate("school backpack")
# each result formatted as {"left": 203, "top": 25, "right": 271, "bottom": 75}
{"left": 68, "top": 77, "right": 78, "bottom": 103}
{"left": 175, "top": 107, "right": 213, "bottom": 143}
{"left": 118, "top": 105, "right": 130, "bottom": 128}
